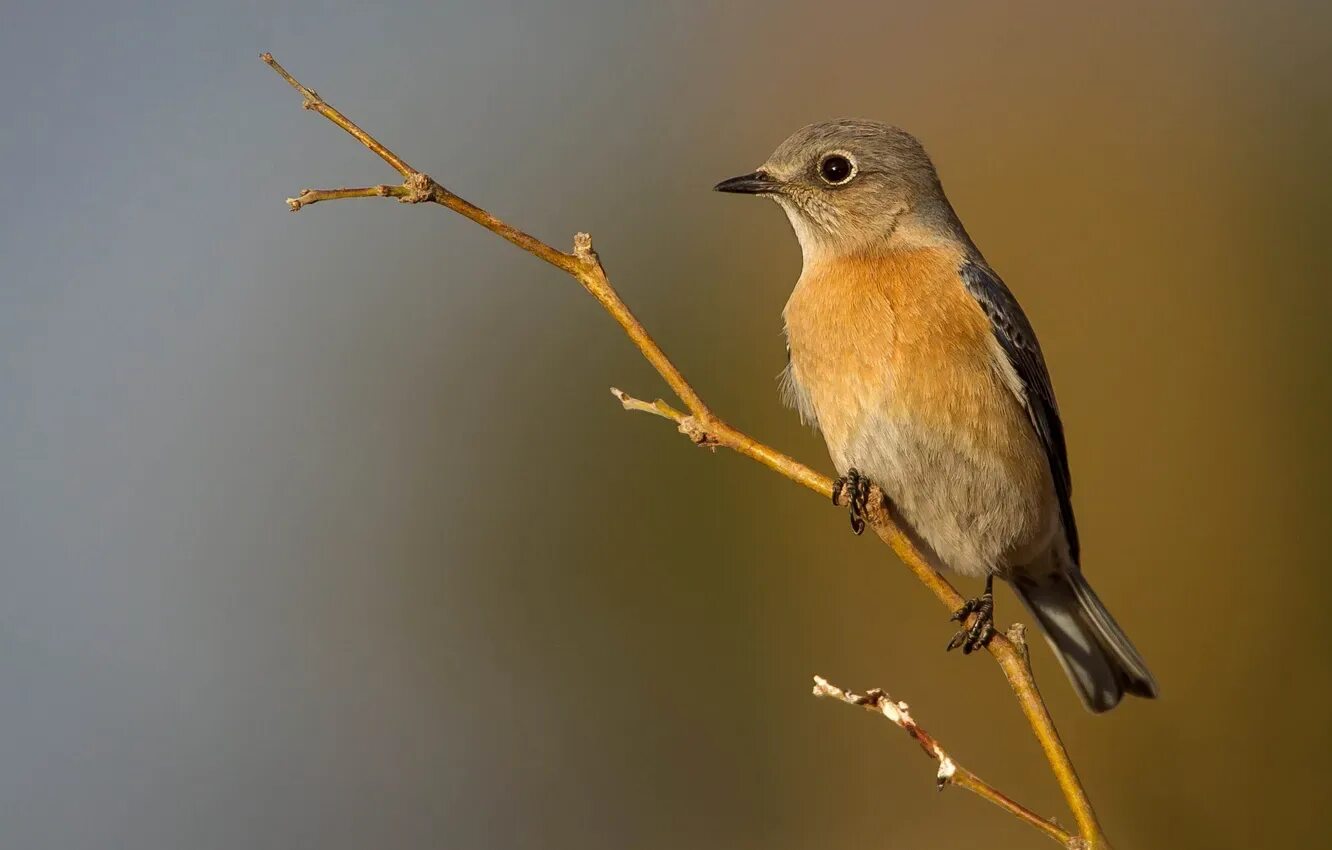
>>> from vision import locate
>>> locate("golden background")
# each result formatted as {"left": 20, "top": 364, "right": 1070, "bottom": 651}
{"left": 1, "top": 2, "right": 1328, "bottom": 848}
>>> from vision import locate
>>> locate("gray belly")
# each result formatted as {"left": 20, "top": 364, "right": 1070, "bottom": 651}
{"left": 837, "top": 414, "right": 1058, "bottom": 579}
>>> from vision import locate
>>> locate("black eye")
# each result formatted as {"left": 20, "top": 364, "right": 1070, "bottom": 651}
{"left": 818, "top": 153, "right": 855, "bottom": 185}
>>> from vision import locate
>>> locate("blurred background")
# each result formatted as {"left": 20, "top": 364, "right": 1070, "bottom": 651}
{"left": 2, "top": 1, "right": 1329, "bottom": 848}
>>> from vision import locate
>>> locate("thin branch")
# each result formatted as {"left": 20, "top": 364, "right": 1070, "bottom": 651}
{"left": 262, "top": 53, "right": 415, "bottom": 178}
{"left": 261, "top": 54, "right": 1108, "bottom": 849}
{"left": 812, "top": 676, "right": 1075, "bottom": 847}
{"left": 286, "top": 184, "right": 408, "bottom": 210}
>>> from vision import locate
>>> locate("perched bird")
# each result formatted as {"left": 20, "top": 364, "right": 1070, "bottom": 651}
{"left": 715, "top": 121, "right": 1157, "bottom": 712}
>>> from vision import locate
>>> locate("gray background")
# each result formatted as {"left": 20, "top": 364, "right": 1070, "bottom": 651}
{"left": 2, "top": 2, "right": 1329, "bottom": 848}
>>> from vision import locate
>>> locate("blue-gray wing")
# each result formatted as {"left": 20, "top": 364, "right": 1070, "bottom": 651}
{"left": 960, "top": 261, "right": 1080, "bottom": 565}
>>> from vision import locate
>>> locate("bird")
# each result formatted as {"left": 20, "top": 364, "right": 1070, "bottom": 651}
{"left": 714, "top": 120, "right": 1157, "bottom": 712}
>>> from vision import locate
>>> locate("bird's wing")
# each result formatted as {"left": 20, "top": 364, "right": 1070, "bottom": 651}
{"left": 960, "top": 261, "right": 1080, "bottom": 565}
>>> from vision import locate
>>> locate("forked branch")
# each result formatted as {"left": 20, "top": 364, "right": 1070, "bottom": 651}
{"left": 261, "top": 53, "right": 1105, "bottom": 849}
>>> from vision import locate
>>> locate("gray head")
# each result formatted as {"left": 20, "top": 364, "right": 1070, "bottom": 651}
{"left": 715, "top": 120, "right": 966, "bottom": 260}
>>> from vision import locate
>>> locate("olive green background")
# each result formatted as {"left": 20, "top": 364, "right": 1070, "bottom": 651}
{"left": 2, "top": 2, "right": 1329, "bottom": 848}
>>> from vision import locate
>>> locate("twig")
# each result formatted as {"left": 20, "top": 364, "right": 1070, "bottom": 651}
{"left": 261, "top": 53, "right": 1108, "bottom": 849}
{"left": 812, "top": 676, "right": 1075, "bottom": 847}
{"left": 286, "top": 184, "right": 407, "bottom": 210}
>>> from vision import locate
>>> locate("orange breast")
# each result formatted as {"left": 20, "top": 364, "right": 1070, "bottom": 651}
{"left": 783, "top": 247, "right": 1038, "bottom": 471}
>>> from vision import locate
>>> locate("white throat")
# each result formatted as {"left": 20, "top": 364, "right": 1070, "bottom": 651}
{"left": 773, "top": 197, "right": 834, "bottom": 270}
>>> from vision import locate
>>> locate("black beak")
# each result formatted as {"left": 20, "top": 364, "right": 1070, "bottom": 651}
{"left": 713, "top": 170, "right": 780, "bottom": 195}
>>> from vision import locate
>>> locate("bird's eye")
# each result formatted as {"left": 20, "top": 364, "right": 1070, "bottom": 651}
{"left": 818, "top": 152, "right": 856, "bottom": 186}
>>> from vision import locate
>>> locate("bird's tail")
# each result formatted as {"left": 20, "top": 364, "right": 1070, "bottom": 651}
{"left": 1011, "top": 569, "right": 1158, "bottom": 713}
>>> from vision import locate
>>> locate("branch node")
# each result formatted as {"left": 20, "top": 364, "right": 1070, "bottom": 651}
{"left": 677, "top": 416, "right": 719, "bottom": 450}
{"left": 297, "top": 83, "right": 324, "bottom": 110}
{"left": 835, "top": 484, "right": 890, "bottom": 530}
{"left": 573, "top": 232, "right": 594, "bottom": 259}
{"left": 573, "top": 232, "right": 605, "bottom": 274}
{"left": 401, "top": 172, "right": 435, "bottom": 204}
{"left": 936, "top": 754, "right": 957, "bottom": 789}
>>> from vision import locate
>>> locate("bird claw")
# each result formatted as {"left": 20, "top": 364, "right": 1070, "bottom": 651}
{"left": 947, "top": 581, "right": 996, "bottom": 654}
{"left": 831, "top": 467, "right": 874, "bottom": 535}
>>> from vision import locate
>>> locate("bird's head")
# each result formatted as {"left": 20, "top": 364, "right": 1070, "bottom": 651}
{"left": 715, "top": 119, "right": 961, "bottom": 261}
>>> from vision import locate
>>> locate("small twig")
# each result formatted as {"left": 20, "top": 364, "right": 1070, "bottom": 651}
{"left": 286, "top": 184, "right": 407, "bottom": 210}
{"left": 262, "top": 54, "right": 1108, "bottom": 849}
{"left": 262, "top": 53, "right": 415, "bottom": 178}
{"left": 610, "top": 387, "right": 684, "bottom": 421}
{"left": 813, "top": 677, "right": 1074, "bottom": 847}
{"left": 612, "top": 388, "right": 719, "bottom": 448}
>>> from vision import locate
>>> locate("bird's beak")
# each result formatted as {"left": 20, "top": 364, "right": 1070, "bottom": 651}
{"left": 713, "top": 170, "right": 781, "bottom": 195}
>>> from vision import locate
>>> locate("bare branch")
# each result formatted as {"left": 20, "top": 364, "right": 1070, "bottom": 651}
{"left": 262, "top": 54, "right": 1108, "bottom": 849}
{"left": 262, "top": 53, "right": 416, "bottom": 178}
{"left": 286, "top": 184, "right": 407, "bottom": 211}
{"left": 813, "top": 676, "right": 1076, "bottom": 847}
{"left": 612, "top": 388, "right": 718, "bottom": 448}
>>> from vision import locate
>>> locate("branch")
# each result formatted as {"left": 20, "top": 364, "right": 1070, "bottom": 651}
{"left": 261, "top": 53, "right": 1107, "bottom": 849}
{"left": 812, "top": 676, "right": 1075, "bottom": 847}
{"left": 286, "top": 184, "right": 408, "bottom": 210}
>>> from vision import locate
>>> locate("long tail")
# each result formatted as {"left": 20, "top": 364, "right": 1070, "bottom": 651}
{"left": 1011, "top": 569, "right": 1158, "bottom": 713}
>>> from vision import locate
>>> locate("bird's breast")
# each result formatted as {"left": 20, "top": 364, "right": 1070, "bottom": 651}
{"left": 782, "top": 248, "right": 1043, "bottom": 477}
{"left": 783, "top": 248, "right": 1056, "bottom": 574}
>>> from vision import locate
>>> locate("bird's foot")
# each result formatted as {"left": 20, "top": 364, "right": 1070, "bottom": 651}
{"left": 946, "top": 577, "right": 996, "bottom": 655}
{"left": 831, "top": 467, "right": 874, "bottom": 535}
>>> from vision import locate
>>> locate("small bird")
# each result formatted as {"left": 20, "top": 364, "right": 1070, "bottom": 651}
{"left": 716, "top": 120, "right": 1157, "bottom": 712}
